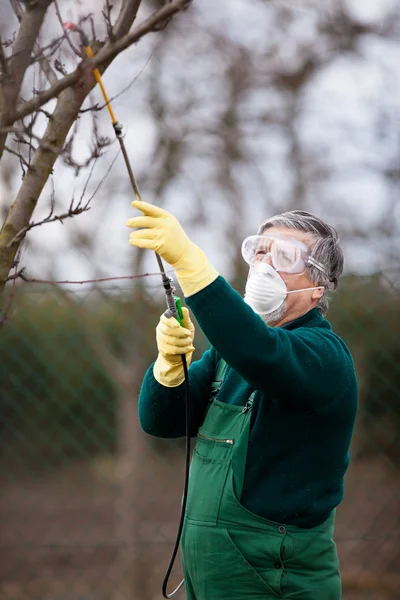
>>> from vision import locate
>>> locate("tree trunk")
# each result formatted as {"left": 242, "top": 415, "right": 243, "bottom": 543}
{"left": 0, "top": 82, "right": 88, "bottom": 300}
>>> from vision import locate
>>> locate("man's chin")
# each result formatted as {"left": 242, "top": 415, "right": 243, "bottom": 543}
{"left": 259, "top": 303, "right": 287, "bottom": 326}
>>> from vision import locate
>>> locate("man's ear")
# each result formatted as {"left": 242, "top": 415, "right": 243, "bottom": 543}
{"left": 311, "top": 287, "right": 324, "bottom": 300}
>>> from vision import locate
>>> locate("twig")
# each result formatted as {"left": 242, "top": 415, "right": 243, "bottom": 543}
{"left": 79, "top": 54, "right": 152, "bottom": 115}
{"left": 4, "top": 126, "right": 65, "bottom": 157}
{"left": 28, "top": 35, "right": 65, "bottom": 65}
{"left": 86, "top": 148, "right": 120, "bottom": 203}
{"left": 11, "top": 0, "right": 192, "bottom": 124}
{"left": 17, "top": 100, "right": 52, "bottom": 120}
{"left": 34, "top": 44, "right": 59, "bottom": 85}
{"left": 79, "top": 145, "right": 100, "bottom": 202}
{"left": 1, "top": 34, "right": 15, "bottom": 50}
{"left": 54, "top": 0, "right": 82, "bottom": 57}
{"left": 28, "top": 66, "right": 37, "bottom": 166}
{"left": 103, "top": 0, "right": 115, "bottom": 42}
{"left": 6, "top": 268, "right": 25, "bottom": 282}
{"left": 90, "top": 16, "right": 97, "bottom": 43}
{"left": 18, "top": 271, "right": 171, "bottom": 285}
{"left": 12, "top": 129, "right": 37, "bottom": 153}
{"left": 49, "top": 177, "right": 56, "bottom": 212}
{"left": 6, "top": 201, "right": 91, "bottom": 248}
{"left": 114, "top": 0, "right": 143, "bottom": 38}
{"left": 62, "top": 113, "right": 113, "bottom": 175}
{"left": 4, "top": 144, "right": 30, "bottom": 168}
{"left": 8, "top": 0, "right": 58, "bottom": 87}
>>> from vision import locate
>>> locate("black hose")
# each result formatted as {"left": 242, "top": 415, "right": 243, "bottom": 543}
{"left": 162, "top": 353, "right": 190, "bottom": 598}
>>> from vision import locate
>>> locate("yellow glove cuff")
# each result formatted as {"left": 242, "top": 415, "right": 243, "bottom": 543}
{"left": 172, "top": 242, "right": 219, "bottom": 298}
{"left": 153, "top": 353, "right": 192, "bottom": 388}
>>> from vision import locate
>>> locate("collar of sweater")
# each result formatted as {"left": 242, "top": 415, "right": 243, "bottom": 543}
{"left": 281, "top": 307, "right": 328, "bottom": 331}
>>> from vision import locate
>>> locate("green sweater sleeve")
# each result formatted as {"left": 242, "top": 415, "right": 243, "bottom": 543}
{"left": 138, "top": 347, "right": 217, "bottom": 438}
{"left": 186, "top": 276, "right": 354, "bottom": 408}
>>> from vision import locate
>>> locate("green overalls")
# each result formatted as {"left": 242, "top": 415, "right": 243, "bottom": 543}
{"left": 180, "top": 362, "right": 341, "bottom": 600}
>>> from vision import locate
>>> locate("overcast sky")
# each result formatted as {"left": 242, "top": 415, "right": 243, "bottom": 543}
{"left": 1, "top": 0, "right": 400, "bottom": 294}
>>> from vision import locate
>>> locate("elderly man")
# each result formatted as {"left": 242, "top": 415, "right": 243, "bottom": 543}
{"left": 127, "top": 201, "right": 358, "bottom": 600}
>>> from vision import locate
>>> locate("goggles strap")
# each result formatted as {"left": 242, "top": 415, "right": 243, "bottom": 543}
{"left": 307, "top": 256, "right": 327, "bottom": 274}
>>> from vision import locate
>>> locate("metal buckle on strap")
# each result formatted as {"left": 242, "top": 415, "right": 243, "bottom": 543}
{"left": 242, "top": 398, "right": 254, "bottom": 413}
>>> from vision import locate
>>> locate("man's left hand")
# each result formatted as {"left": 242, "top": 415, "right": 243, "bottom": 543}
{"left": 126, "top": 200, "right": 219, "bottom": 298}
{"left": 126, "top": 200, "right": 190, "bottom": 267}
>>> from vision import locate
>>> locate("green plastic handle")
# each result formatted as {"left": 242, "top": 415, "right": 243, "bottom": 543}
{"left": 174, "top": 296, "right": 184, "bottom": 326}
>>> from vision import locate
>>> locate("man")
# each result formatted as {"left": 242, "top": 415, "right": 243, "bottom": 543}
{"left": 126, "top": 201, "right": 358, "bottom": 600}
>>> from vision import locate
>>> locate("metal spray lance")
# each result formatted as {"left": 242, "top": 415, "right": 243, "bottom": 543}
{"left": 63, "top": 23, "right": 189, "bottom": 598}
{"left": 63, "top": 22, "right": 183, "bottom": 325}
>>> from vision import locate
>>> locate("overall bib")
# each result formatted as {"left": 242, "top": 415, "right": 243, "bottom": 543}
{"left": 180, "top": 365, "right": 341, "bottom": 599}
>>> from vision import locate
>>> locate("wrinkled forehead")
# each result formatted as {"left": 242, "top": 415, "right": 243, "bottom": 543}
{"left": 259, "top": 225, "right": 314, "bottom": 248}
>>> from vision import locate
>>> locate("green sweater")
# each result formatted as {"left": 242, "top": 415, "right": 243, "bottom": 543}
{"left": 138, "top": 276, "right": 358, "bottom": 528}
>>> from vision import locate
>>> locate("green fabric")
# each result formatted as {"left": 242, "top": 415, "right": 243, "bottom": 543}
{"left": 138, "top": 276, "right": 358, "bottom": 528}
{"left": 181, "top": 396, "right": 341, "bottom": 599}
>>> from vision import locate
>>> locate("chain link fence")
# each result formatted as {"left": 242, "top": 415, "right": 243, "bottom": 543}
{"left": 0, "top": 272, "right": 399, "bottom": 600}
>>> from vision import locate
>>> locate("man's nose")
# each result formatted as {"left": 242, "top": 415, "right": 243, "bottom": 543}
{"left": 255, "top": 252, "right": 273, "bottom": 266}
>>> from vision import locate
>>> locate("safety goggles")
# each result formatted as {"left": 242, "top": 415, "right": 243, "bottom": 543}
{"left": 241, "top": 234, "right": 327, "bottom": 275}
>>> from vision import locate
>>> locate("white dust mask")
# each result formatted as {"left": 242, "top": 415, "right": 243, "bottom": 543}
{"left": 244, "top": 262, "right": 286, "bottom": 314}
{"left": 244, "top": 262, "right": 323, "bottom": 315}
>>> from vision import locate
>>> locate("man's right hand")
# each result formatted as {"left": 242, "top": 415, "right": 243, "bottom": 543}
{"left": 153, "top": 307, "right": 195, "bottom": 387}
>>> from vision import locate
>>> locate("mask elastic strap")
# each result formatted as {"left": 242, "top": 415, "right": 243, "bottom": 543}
{"left": 286, "top": 286, "right": 324, "bottom": 295}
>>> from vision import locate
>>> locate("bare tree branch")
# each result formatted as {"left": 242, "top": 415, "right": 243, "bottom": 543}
{"left": 85, "top": 147, "right": 121, "bottom": 204}
{"left": 114, "top": 0, "right": 143, "bottom": 38}
{"left": 103, "top": 0, "right": 115, "bottom": 42}
{"left": 78, "top": 54, "right": 152, "bottom": 115}
{"left": 4, "top": 144, "right": 30, "bottom": 169}
{"left": 7, "top": 114, "right": 110, "bottom": 173}
{"left": 62, "top": 115, "right": 113, "bottom": 175}
{"left": 0, "top": 0, "right": 53, "bottom": 159}
{"left": 3, "top": 125, "right": 64, "bottom": 156}
{"left": 18, "top": 271, "right": 169, "bottom": 285}
{"left": 33, "top": 45, "right": 58, "bottom": 85}
{"left": 9, "top": 0, "right": 59, "bottom": 85}
{"left": 9, "top": 0, "right": 191, "bottom": 124}
{"left": 53, "top": 1, "right": 82, "bottom": 56}
{"left": 6, "top": 200, "right": 91, "bottom": 248}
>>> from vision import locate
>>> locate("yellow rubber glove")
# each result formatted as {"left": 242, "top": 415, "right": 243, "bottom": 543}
{"left": 153, "top": 307, "right": 195, "bottom": 387}
{"left": 126, "top": 200, "right": 219, "bottom": 297}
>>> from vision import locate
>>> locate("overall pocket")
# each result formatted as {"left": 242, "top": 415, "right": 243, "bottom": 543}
{"left": 221, "top": 528, "right": 282, "bottom": 597}
{"left": 184, "top": 434, "right": 233, "bottom": 526}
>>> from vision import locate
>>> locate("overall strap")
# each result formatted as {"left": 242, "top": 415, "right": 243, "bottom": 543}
{"left": 210, "top": 359, "right": 256, "bottom": 405}
{"left": 210, "top": 358, "right": 229, "bottom": 398}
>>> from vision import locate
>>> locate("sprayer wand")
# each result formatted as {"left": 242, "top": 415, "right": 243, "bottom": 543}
{"left": 64, "top": 22, "right": 182, "bottom": 323}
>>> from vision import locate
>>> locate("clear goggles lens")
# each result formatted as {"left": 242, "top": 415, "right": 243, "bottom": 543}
{"left": 241, "top": 235, "right": 310, "bottom": 274}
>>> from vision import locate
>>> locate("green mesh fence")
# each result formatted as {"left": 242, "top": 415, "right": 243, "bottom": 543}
{"left": 0, "top": 274, "right": 399, "bottom": 600}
